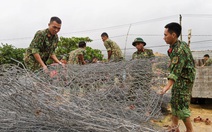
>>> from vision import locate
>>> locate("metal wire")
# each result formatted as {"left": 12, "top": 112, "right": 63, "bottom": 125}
{"left": 0, "top": 57, "right": 171, "bottom": 132}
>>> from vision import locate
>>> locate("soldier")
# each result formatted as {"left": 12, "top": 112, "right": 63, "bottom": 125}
{"left": 202, "top": 54, "right": 212, "bottom": 66}
{"left": 132, "top": 37, "right": 155, "bottom": 59}
{"left": 24, "top": 16, "right": 64, "bottom": 71}
{"left": 68, "top": 41, "right": 86, "bottom": 65}
{"left": 128, "top": 38, "right": 154, "bottom": 102}
{"left": 161, "top": 22, "right": 196, "bottom": 132}
{"left": 101, "top": 32, "right": 123, "bottom": 62}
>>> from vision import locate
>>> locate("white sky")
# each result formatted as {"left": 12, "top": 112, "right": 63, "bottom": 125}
{"left": 0, "top": 0, "right": 212, "bottom": 56}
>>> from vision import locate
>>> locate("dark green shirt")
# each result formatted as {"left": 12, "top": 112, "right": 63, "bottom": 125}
{"left": 132, "top": 49, "right": 154, "bottom": 59}
{"left": 24, "top": 28, "right": 59, "bottom": 70}
{"left": 68, "top": 48, "right": 86, "bottom": 65}
{"left": 104, "top": 39, "right": 123, "bottom": 61}
{"left": 167, "top": 40, "right": 195, "bottom": 83}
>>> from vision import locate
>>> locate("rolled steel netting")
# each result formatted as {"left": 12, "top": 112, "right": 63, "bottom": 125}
{"left": 0, "top": 57, "right": 171, "bottom": 132}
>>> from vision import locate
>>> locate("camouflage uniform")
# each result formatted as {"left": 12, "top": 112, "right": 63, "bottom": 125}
{"left": 132, "top": 49, "right": 155, "bottom": 59}
{"left": 168, "top": 40, "right": 196, "bottom": 120}
{"left": 128, "top": 38, "right": 155, "bottom": 101}
{"left": 68, "top": 48, "right": 86, "bottom": 65}
{"left": 205, "top": 58, "right": 212, "bottom": 66}
{"left": 24, "top": 29, "right": 59, "bottom": 71}
{"left": 104, "top": 39, "right": 123, "bottom": 62}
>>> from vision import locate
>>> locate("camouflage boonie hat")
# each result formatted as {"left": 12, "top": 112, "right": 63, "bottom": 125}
{"left": 132, "top": 38, "right": 146, "bottom": 46}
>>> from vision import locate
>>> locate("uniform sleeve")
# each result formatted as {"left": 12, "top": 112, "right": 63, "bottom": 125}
{"left": 78, "top": 49, "right": 85, "bottom": 55}
{"left": 168, "top": 49, "right": 186, "bottom": 82}
{"left": 149, "top": 49, "right": 155, "bottom": 57}
{"left": 104, "top": 40, "right": 112, "bottom": 51}
{"left": 132, "top": 52, "right": 136, "bottom": 59}
{"left": 205, "top": 59, "right": 212, "bottom": 66}
{"left": 50, "top": 36, "right": 59, "bottom": 56}
{"left": 29, "top": 31, "right": 45, "bottom": 54}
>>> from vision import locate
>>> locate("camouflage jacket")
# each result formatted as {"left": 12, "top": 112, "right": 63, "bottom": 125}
{"left": 104, "top": 39, "right": 123, "bottom": 61}
{"left": 68, "top": 48, "right": 86, "bottom": 65}
{"left": 24, "top": 28, "right": 59, "bottom": 71}
{"left": 132, "top": 49, "right": 155, "bottom": 59}
{"left": 167, "top": 40, "right": 196, "bottom": 83}
{"left": 205, "top": 58, "right": 212, "bottom": 66}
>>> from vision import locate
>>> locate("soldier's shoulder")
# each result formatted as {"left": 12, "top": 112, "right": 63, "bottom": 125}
{"left": 79, "top": 48, "right": 85, "bottom": 52}
{"left": 74, "top": 48, "right": 85, "bottom": 53}
{"left": 181, "top": 40, "right": 187, "bottom": 44}
{"left": 103, "top": 39, "right": 110, "bottom": 44}
{"left": 36, "top": 29, "right": 47, "bottom": 34}
{"left": 145, "top": 48, "right": 153, "bottom": 52}
{"left": 132, "top": 51, "right": 138, "bottom": 54}
{"left": 179, "top": 41, "right": 189, "bottom": 48}
{"left": 145, "top": 49, "right": 154, "bottom": 54}
{"left": 181, "top": 41, "right": 191, "bottom": 53}
{"left": 35, "top": 29, "right": 47, "bottom": 37}
{"left": 69, "top": 49, "right": 78, "bottom": 54}
{"left": 106, "top": 39, "right": 116, "bottom": 44}
{"left": 176, "top": 41, "right": 189, "bottom": 52}
{"left": 105, "top": 39, "right": 111, "bottom": 43}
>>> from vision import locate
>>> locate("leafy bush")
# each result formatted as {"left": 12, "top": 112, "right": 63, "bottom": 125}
{"left": 0, "top": 43, "right": 25, "bottom": 65}
{"left": 0, "top": 36, "right": 104, "bottom": 66}
{"left": 55, "top": 37, "right": 103, "bottom": 62}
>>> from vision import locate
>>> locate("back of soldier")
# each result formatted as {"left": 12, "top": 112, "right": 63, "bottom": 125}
{"left": 68, "top": 48, "right": 85, "bottom": 65}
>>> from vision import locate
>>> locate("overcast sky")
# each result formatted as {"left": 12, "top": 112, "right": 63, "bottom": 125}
{"left": 0, "top": 0, "right": 212, "bottom": 57}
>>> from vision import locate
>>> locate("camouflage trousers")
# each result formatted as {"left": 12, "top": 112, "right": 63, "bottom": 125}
{"left": 171, "top": 78, "right": 193, "bottom": 120}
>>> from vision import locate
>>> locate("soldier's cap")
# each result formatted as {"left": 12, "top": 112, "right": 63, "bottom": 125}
{"left": 132, "top": 37, "right": 146, "bottom": 46}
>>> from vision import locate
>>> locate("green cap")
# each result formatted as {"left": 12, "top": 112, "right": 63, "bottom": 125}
{"left": 132, "top": 38, "right": 146, "bottom": 46}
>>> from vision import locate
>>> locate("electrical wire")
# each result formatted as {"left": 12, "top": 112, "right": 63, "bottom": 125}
{"left": 0, "top": 15, "right": 177, "bottom": 41}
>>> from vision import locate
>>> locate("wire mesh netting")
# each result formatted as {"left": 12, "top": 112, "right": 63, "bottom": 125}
{"left": 0, "top": 57, "right": 172, "bottom": 132}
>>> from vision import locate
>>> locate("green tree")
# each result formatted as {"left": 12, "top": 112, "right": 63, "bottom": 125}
{"left": 56, "top": 37, "right": 92, "bottom": 58}
{"left": 0, "top": 43, "right": 25, "bottom": 65}
{"left": 84, "top": 46, "right": 103, "bottom": 62}
{"left": 55, "top": 37, "right": 103, "bottom": 62}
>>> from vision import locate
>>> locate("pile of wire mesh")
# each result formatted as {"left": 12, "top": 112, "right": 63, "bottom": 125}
{"left": 0, "top": 57, "right": 170, "bottom": 132}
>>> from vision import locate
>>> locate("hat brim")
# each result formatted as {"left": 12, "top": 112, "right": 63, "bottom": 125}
{"left": 132, "top": 41, "right": 146, "bottom": 46}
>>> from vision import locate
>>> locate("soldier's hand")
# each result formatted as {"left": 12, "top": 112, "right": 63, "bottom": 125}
{"left": 160, "top": 89, "right": 166, "bottom": 95}
{"left": 43, "top": 65, "right": 48, "bottom": 73}
{"left": 159, "top": 86, "right": 169, "bottom": 95}
{"left": 61, "top": 63, "right": 65, "bottom": 68}
{"left": 58, "top": 61, "right": 65, "bottom": 68}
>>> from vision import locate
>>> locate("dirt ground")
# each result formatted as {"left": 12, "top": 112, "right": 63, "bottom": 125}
{"left": 154, "top": 101, "right": 212, "bottom": 132}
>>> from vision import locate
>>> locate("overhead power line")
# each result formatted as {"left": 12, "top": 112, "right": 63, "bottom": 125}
{"left": 1, "top": 14, "right": 212, "bottom": 42}
{"left": 129, "top": 34, "right": 212, "bottom": 37}
{"left": 0, "top": 15, "right": 178, "bottom": 41}
{"left": 2, "top": 34, "right": 212, "bottom": 42}
{"left": 191, "top": 39, "right": 212, "bottom": 43}
{"left": 182, "top": 14, "right": 212, "bottom": 18}
{"left": 60, "top": 15, "right": 178, "bottom": 35}
{"left": 100, "top": 44, "right": 168, "bottom": 52}
{"left": 99, "top": 39, "right": 212, "bottom": 52}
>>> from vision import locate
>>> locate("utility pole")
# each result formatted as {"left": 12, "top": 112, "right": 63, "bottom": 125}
{"left": 179, "top": 14, "right": 182, "bottom": 41}
{"left": 188, "top": 29, "right": 192, "bottom": 48}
